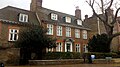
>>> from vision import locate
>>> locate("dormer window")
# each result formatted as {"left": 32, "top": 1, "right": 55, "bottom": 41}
{"left": 19, "top": 13, "right": 28, "bottom": 22}
{"left": 65, "top": 17, "right": 71, "bottom": 23}
{"left": 77, "top": 19, "right": 82, "bottom": 25}
{"left": 51, "top": 13, "right": 58, "bottom": 20}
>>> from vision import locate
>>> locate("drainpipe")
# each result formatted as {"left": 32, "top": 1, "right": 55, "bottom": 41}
{"left": 97, "top": 18, "right": 101, "bottom": 34}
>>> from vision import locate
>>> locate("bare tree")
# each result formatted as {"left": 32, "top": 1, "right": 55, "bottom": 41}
{"left": 86, "top": 0, "right": 120, "bottom": 51}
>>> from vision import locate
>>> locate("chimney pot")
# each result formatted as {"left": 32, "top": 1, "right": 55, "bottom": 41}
{"left": 85, "top": 15, "right": 88, "bottom": 19}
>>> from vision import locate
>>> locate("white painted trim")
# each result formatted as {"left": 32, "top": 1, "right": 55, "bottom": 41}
{"left": 65, "top": 42, "right": 72, "bottom": 52}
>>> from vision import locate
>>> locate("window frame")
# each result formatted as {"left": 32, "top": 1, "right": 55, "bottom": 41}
{"left": 75, "top": 44, "right": 81, "bottom": 52}
{"left": 77, "top": 19, "right": 82, "bottom": 25}
{"left": 83, "top": 44, "right": 88, "bottom": 53}
{"left": 75, "top": 29, "right": 80, "bottom": 38}
{"left": 51, "top": 13, "right": 58, "bottom": 20}
{"left": 56, "top": 42, "right": 63, "bottom": 52}
{"left": 8, "top": 29, "right": 19, "bottom": 41}
{"left": 65, "top": 16, "right": 71, "bottom": 23}
{"left": 82, "top": 30, "right": 87, "bottom": 39}
{"left": 47, "top": 24, "right": 53, "bottom": 35}
{"left": 57, "top": 26, "right": 62, "bottom": 36}
{"left": 66, "top": 27, "right": 71, "bottom": 37}
{"left": 19, "top": 13, "right": 28, "bottom": 22}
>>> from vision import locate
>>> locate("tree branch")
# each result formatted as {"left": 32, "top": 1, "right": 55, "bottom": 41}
{"left": 111, "top": 7, "right": 120, "bottom": 24}
{"left": 92, "top": 0, "right": 95, "bottom": 7}
{"left": 107, "top": 0, "right": 113, "bottom": 9}
{"left": 86, "top": 0, "right": 105, "bottom": 23}
{"left": 112, "top": 32, "right": 120, "bottom": 38}
{"left": 101, "top": 0, "right": 104, "bottom": 14}
{"left": 105, "top": 9, "right": 108, "bottom": 22}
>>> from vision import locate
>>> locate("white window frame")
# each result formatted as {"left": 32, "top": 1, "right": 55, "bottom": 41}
{"left": 75, "top": 29, "right": 80, "bottom": 38}
{"left": 83, "top": 44, "right": 88, "bottom": 53}
{"left": 83, "top": 30, "right": 87, "bottom": 39}
{"left": 75, "top": 44, "right": 81, "bottom": 52}
{"left": 47, "top": 48, "right": 54, "bottom": 52}
{"left": 77, "top": 19, "right": 82, "bottom": 25}
{"left": 19, "top": 13, "right": 28, "bottom": 22}
{"left": 57, "top": 26, "right": 62, "bottom": 36}
{"left": 66, "top": 27, "right": 71, "bottom": 37}
{"left": 65, "top": 17, "right": 71, "bottom": 23}
{"left": 47, "top": 24, "right": 53, "bottom": 35}
{"left": 65, "top": 42, "right": 73, "bottom": 52}
{"left": 9, "top": 29, "right": 19, "bottom": 41}
{"left": 56, "top": 42, "right": 63, "bottom": 52}
{"left": 51, "top": 13, "right": 58, "bottom": 20}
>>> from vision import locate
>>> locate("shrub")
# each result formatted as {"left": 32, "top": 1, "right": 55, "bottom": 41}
{"left": 43, "top": 52, "right": 81, "bottom": 60}
{"left": 84, "top": 52, "right": 120, "bottom": 59}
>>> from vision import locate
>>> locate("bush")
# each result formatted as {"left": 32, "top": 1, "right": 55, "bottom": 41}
{"left": 43, "top": 52, "right": 81, "bottom": 60}
{"left": 84, "top": 52, "right": 120, "bottom": 59}
{"left": 42, "top": 52, "right": 120, "bottom": 60}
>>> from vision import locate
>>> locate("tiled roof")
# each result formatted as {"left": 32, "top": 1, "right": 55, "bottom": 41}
{"left": 0, "top": 6, "right": 39, "bottom": 25}
{"left": 36, "top": 7, "right": 91, "bottom": 30}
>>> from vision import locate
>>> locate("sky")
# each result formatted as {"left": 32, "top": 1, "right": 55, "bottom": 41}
{"left": 0, "top": 0, "right": 120, "bottom": 19}
{"left": 0, "top": 0, "right": 93, "bottom": 19}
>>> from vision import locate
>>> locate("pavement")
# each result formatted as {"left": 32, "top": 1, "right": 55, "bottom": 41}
{"left": 5, "top": 64, "right": 120, "bottom": 67}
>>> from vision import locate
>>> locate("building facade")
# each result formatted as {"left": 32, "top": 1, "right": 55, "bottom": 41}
{"left": 0, "top": 0, "right": 91, "bottom": 53}
{"left": 30, "top": 0, "right": 91, "bottom": 53}
{"left": 0, "top": 6, "right": 39, "bottom": 48}
{"left": 84, "top": 9, "right": 120, "bottom": 51}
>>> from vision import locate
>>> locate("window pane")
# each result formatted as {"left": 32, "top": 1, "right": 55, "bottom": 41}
{"left": 10, "top": 34, "right": 13, "bottom": 40}
{"left": 20, "top": 15, "right": 23, "bottom": 21}
{"left": 19, "top": 14, "right": 28, "bottom": 22}
{"left": 47, "top": 24, "right": 53, "bottom": 35}
{"left": 66, "top": 27, "right": 71, "bottom": 37}
{"left": 51, "top": 13, "right": 58, "bottom": 20}
{"left": 9, "top": 29, "right": 19, "bottom": 41}
{"left": 14, "top": 30, "right": 17, "bottom": 33}
{"left": 14, "top": 34, "right": 17, "bottom": 40}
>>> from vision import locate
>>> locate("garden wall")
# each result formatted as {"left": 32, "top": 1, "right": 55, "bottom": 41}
{"left": 0, "top": 48, "right": 20, "bottom": 65}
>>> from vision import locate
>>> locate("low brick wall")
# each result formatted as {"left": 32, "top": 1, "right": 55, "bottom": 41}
{"left": 29, "top": 59, "right": 84, "bottom": 65}
{"left": 29, "top": 59, "right": 120, "bottom": 65}
{"left": 0, "top": 48, "right": 20, "bottom": 65}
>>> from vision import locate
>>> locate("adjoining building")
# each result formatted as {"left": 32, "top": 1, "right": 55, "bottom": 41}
{"left": 84, "top": 9, "right": 120, "bottom": 51}
{"left": 0, "top": 0, "right": 91, "bottom": 53}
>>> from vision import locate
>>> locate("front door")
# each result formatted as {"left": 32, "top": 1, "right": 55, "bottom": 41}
{"left": 65, "top": 42, "right": 72, "bottom": 52}
{"left": 66, "top": 43, "right": 70, "bottom": 52}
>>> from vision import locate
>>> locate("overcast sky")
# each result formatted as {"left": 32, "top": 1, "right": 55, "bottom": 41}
{"left": 0, "top": 0, "right": 94, "bottom": 19}
{"left": 0, "top": 0, "right": 100, "bottom": 19}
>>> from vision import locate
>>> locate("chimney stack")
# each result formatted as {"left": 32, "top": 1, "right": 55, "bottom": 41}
{"left": 30, "top": 0, "right": 43, "bottom": 12}
{"left": 106, "top": 8, "right": 114, "bottom": 16}
{"left": 85, "top": 15, "right": 88, "bottom": 19}
{"left": 75, "top": 6, "right": 81, "bottom": 19}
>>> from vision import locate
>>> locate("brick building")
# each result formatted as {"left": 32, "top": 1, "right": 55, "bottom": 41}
{"left": 0, "top": 0, "right": 91, "bottom": 53}
{"left": 0, "top": 6, "right": 39, "bottom": 48}
{"left": 30, "top": 0, "right": 91, "bottom": 52}
{"left": 84, "top": 9, "right": 120, "bottom": 51}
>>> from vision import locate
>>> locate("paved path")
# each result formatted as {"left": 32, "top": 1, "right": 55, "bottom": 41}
{"left": 6, "top": 64, "right": 120, "bottom": 67}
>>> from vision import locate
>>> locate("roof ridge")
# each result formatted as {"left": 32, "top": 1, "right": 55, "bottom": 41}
{"left": 1, "top": 6, "right": 32, "bottom": 13}
{"left": 39, "top": 7, "right": 76, "bottom": 17}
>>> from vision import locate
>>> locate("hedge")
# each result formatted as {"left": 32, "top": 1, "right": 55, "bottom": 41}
{"left": 84, "top": 52, "right": 120, "bottom": 59}
{"left": 43, "top": 52, "right": 81, "bottom": 60}
{"left": 42, "top": 52, "right": 120, "bottom": 60}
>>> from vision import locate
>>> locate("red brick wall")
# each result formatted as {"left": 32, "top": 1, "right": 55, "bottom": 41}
{"left": 41, "top": 21, "right": 89, "bottom": 52}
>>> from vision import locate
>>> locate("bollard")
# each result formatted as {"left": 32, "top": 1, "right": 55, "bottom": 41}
{"left": 88, "top": 54, "right": 92, "bottom": 64}
{"left": 0, "top": 63, "right": 4, "bottom": 67}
